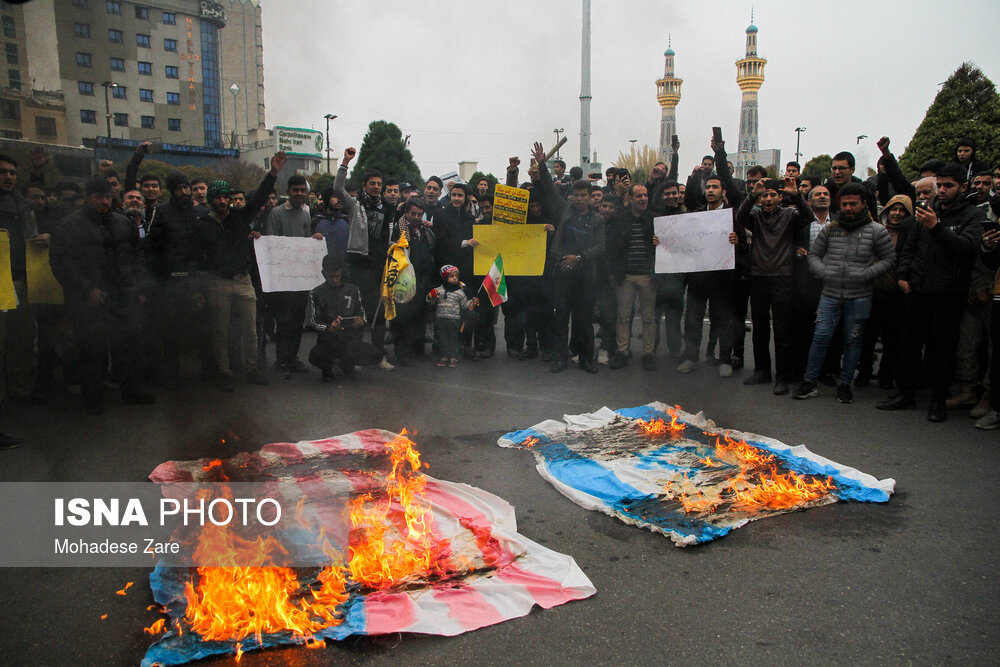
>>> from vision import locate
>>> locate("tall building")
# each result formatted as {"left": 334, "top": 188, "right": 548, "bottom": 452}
{"left": 655, "top": 36, "right": 682, "bottom": 163}
{"left": 10, "top": 0, "right": 265, "bottom": 154}
{"left": 734, "top": 18, "right": 766, "bottom": 179}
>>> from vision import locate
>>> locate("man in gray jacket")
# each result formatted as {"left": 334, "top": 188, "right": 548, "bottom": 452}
{"left": 793, "top": 183, "right": 895, "bottom": 403}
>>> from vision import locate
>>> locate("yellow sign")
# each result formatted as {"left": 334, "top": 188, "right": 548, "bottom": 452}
{"left": 473, "top": 225, "right": 547, "bottom": 276}
{"left": 492, "top": 184, "right": 530, "bottom": 225}
{"left": 26, "top": 243, "right": 63, "bottom": 304}
{"left": 0, "top": 231, "right": 16, "bottom": 310}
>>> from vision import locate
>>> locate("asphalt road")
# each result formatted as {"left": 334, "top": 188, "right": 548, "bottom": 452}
{"left": 1, "top": 327, "right": 997, "bottom": 666}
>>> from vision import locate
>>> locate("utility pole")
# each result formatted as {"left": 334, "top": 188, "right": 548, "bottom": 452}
{"left": 324, "top": 113, "right": 337, "bottom": 174}
{"left": 579, "top": 0, "right": 591, "bottom": 170}
{"left": 553, "top": 128, "right": 564, "bottom": 159}
{"left": 794, "top": 126, "right": 806, "bottom": 164}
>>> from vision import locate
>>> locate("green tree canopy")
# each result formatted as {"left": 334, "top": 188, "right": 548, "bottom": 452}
{"left": 349, "top": 120, "right": 423, "bottom": 187}
{"left": 468, "top": 171, "right": 499, "bottom": 189}
{"left": 803, "top": 154, "right": 832, "bottom": 181}
{"left": 898, "top": 62, "right": 1000, "bottom": 176}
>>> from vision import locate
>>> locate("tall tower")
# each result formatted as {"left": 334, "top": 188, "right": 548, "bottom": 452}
{"left": 735, "top": 16, "right": 766, "bottom": 178}
{"left": 580, "top": 0, "right": 592, "bottom": 170}
{"left": 655, "top": 36, "right": 683, "bottom": 163}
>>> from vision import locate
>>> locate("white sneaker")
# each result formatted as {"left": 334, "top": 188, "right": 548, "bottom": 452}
{"left": 719, "top": 363, "right": 733, "bottom": 378}
{"left": 378, "top": 356, "right": 395, "bottom": 371}
{"left": 677, "top": 359, "right": 696, "bottom": 374}
{"left": 570, "top": 355, "right": 579, "bottom": 364}
{"left": 974, "top": 409, "right": 1000, "bottom": 430}
{"left": 597, "top": 349, "right": 609, "bottom": 365}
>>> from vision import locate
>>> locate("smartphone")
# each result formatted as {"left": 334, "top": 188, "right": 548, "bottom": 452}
{"left": 712, "top": 127, "right": 723, "bottom": 143}
{"left": 588, "top": 172, "right": 601, "bottom": 180}
{"left": 915, "top": 200, "right": 931, "bottom": 211}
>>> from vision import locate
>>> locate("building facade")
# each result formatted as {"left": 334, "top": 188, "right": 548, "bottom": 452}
{"left": 11, "top": 0, "right": 264, "bottom": 153}
{"left": 734, "top": 20, "right": 766, "bottom": 179}
{"left": 655, "top": 38, "right": 682, "bottom": 164}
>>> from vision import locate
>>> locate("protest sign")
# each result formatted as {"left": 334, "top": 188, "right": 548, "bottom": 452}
{"left": 492, "top": 184, "right": 530, "bottom": 225}
{"left": 26, "top": 244, "right": 63, "bottom": 304}
{"left": 254, "top": 236, "right": 327, "bottom": 292}
{"left": 653, "top": 208, "right": 735, "bottom": 273}
{"left": 473, "top": 224, "right": 546, "bottom": 276}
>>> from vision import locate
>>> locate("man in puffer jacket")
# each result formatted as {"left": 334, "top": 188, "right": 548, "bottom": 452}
{"left": 793, "top": 183, "right": 895, "bottom": 404}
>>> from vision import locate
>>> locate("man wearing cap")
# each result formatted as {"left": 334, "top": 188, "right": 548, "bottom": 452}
{"left": 50, "top": 176, "right": 154, "bottom": 414}
{"left": 194, "top": 155, "right": 285, "bottom": 390}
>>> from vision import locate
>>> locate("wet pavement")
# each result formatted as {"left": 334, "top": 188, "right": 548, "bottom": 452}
{"left": 1, "top": 329, "right": 997, "bottom": 666}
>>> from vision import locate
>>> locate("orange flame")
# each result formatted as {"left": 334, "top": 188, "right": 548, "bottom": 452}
{"left": 144, "top": 618, "right": 166, "bottom": 635}
{"left": 638, "top": 407, "right": 686, "bottom": 438}
{"left": 115, "top": 581, "right": 133, "bottom": 596}
{"left": 522, "top": 436, "right": 539, "bottom": 448}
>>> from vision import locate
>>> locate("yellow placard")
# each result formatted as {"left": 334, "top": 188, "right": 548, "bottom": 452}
{"left": 491, "top": 184, "right": 530, "bottom": 225}
{"left": 0, "top": 230, "right": 16, "bottom": 310}
{"left": 473, "top": 224, "right": 547, "bottom": 276}
{"left": 26, "top": 243, "right": 63, "bottom": 304}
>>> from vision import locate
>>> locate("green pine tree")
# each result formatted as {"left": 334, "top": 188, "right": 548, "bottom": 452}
{"left": 898, "top": 62, "right": 1000, "bottom": 176}
{"left": 803, "top": 154, "right": 832, "bottom": 181}
{"left": 349, "top": 120, "right": 423, "bottom": 187}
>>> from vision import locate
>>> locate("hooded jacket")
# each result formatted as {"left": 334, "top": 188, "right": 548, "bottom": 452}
{"left": 955, "top": 137, "right": 990, "bottom": 183}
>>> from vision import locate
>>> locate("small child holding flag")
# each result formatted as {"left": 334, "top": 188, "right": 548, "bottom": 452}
{"left": 428, "top": 265, "right": 479, "bottom": 367}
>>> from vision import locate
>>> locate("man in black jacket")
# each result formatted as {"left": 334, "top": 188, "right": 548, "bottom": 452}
{"left": 195, "top": 158, "right": 284, "bottom": 390}
{"left": 878, "top": 163, "right": 987, "bottom": 421}
{"left": 50, "top": 177, "right": 154, "bottom": 414}
{"left": 608, "top": 183, "right": 657, "bottom": 370}
{"left": 307, "top": 254, "right": 378, "bottom": 381}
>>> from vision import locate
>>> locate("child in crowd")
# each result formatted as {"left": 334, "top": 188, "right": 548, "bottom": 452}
{"left": 427, "top": 265, "right": 478, "bottom": 367}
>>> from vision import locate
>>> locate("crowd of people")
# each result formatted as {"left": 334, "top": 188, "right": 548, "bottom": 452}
{"left": 1, "top": 131, "right": 998, "bottom": 449}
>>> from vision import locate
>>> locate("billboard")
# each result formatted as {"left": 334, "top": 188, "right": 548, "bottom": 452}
{"left": 275, "top": 126, "right": 324, "bottom": 158}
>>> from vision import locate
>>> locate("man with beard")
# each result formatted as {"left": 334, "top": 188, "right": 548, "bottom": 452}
{"left": 793, "top": 184, "right": 895, "bottom": 404}
{"left": 195, "top": 161, "right": 282, "bottom": 390}
{"left": 608, "top": 183, "right": 657, "bottom": 370}
{"left": 337, "top": 147, "right": 395, "bottom": 370}
{"left": 879, "top": 163, "right": 986, "bottom": 421}
{"left": 50, "top": 176, "right": 155, "bottom": 414}
{"left": 826, "top": 150, "right": 878, "bottom": 217}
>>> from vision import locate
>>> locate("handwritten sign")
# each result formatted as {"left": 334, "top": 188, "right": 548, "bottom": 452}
{"left": 654, "top": 208, "right": 735, "bottom": 273}
{"left": 492, "top": 184, "right": 530, "bottom": 225}
{"left": 473, "top": 224, "right": 547, "bottom": 276}
{"left": 254, "top": 236, "right": 327, "bottom": 292}
{"left": 26, "top": 244, "right": 63, "bottom": 304}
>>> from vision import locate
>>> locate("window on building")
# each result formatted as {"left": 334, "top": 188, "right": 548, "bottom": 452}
{"left": 35, "top": 117, "right": 56, "bottom": 137}
{"left": 164, "top": 65, "right": 178, "bottom": 79}
{"left": 112, "top": 85, "right": 126, "bottom": 99}
{"left": 0, "top": 99, "right": 19, "bottom": 120}
{"left": 166, "top": 91, "right": 179, "bottom": 105}
{"left": 7, "top": 69, "right": 19, "bottom": 89}
{"left": 2, "top": 16, "right": 14, "bottom": 39}
{"left": 138, "top": 61, "right": 152, "bottom": 75}
{"left": 136, "top": 34, "right": 150, "bottom": 48}
{"left": 162, "top": 11, "right": 175, "bottom": 25}
{"left": 78, "top": 81, "right": 94, "bottom": 95}
{"left": 134, "top": 5, "right": 148, "bottom": 20}
{"left": 0, "top": 130, "right": 22, "bottom": 139}
{"left": 110, "top": 57, "right": 125, "bottom": 72}
{"left": 140, "top": 115, "right": 154, "bottom": 129}
{"left": 108, "top": 29, "right": 123, "bottom": 44}
{"left": 139, "top": 88, "right": 153, "bottom": 102}
{"left": 163, "top": 38, "right": 177, "bottom": 52}
{"left": 72, "top": 0, "right": 88, "bottom": 7}
{"left": 73, "top": 23, "right": 89, "bottom": 38}
{"left": 168, "top": 118, "right": 180, "bottom": 132}
{"left": 76, "top": 52, "right": 92, "bottom": 67}
{"left": 113, "top": 112, "right": 128, "bottom": 127}
{"left": 106, "top": 1, "right": 120, "bottom": 14}
{"left": 80, "top": 109, "right": 96, "bottom": 124}
{"left": 5, "top": 42, "right": 17, "bottom": 65}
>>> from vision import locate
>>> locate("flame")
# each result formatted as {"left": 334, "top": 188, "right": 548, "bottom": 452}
{"left": 522, "top": 436, "right": 539, "bottom": 448}
{"left": 116, "top": 581, "right": 133, "bottom": 596}
{"left": 731, "top": 465, "right": 835, "bottom": 510}
{"left": 100, "top": 614, "right": 107, "bottom": 620}
{"left": 348, "top": 429, "right": 451, "bottom": 589}
{"left": 638, "top": 407, "right": 686, "bottom": 438}
{"left": 636, "top": 419, "right": 668, "bottom": 436}
{"left": 144, "top": 619, "right": 166, "bottom": 635}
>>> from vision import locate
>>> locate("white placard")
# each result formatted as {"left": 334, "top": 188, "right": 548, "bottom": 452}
{"left": 654, "top": 208, "right": 735, "bottom": 273}
{"left": 254, "top": 236, "right": 328, "bottom": 292}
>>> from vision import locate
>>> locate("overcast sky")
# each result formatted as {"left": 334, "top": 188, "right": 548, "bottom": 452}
{"left": 258, "top": 0, "right": 1000, "bottom": 180}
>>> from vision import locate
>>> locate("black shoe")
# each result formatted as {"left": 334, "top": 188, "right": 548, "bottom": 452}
{"left": 288, "top": 359, "right": 309, "bottom": 373}
{"left": 773, "top": 381, "right": 789, "bottom": 396}
{"left": 609, "top": 353, "right": 627, "bottom": 370}
{"left": 478, "top": 348, "right": 495, "bottom": 359}
{"left": 518, "top": 348, "right": 539, "bottom": 360}
{"left": 0, "top": 432, "right": 24, "bottom": 450}
{"left": 580, "top": 361, "right": 599, "bottom": 374}
{"left": 743, "top": 371, "right": 772, "bottom": 385}
{"left": 793, "top": 381, "right": 819, "bottom": 400}
{"left": 550, "top": 360, "right": 567, "bottom": 373}
{"left": 927, "top": 401, "right": 947, "bottom": 422}
{"left": 507, "top": 348, "right": 521, "bottom": 358}
{"left": 730, "top": 354, "right": 744, "bottom": 370}
{"left": 122, "top": 390, "right": 156, "bottom": 405}
{"left": 837, "top": 383, "right": 853, "bottom": 404}
{"left": 642, "top": 354, "right": 656, "bottom": 371}
{"left": 877, "top": 394, "right": 915, "bottom": 411}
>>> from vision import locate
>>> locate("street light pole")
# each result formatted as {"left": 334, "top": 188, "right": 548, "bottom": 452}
{"left": 794, "top": 126, "right": 806, "bottom": 164}
{"left": 101, "top": 81, "right": 118, "bottom": 160}
{"left": 229, "top": 83, "right": 240, "bottom": 148}
{"left": 324, "top": 114, "right": 337, "bottom": 174}
{"left": 629, "top": 138, "right": 637, "bottom": 158}
{"left": 553, "top": 128, "right": 564, "bottom": 158}
{"left": 856, "top": 134, "right": 868, "bottom": 145}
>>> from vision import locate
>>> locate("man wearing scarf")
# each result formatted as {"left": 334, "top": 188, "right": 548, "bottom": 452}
{"left": 793, "top": 183, "right": 896, "bottom": 404}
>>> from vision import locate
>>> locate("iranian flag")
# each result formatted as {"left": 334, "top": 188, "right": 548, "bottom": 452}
{"left": 482, "top": 253, "right": 508, "bottom": 306}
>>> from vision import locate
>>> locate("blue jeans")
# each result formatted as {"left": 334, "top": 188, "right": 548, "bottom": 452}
{"left": 804, "top": 294, "right": 871, "bottom": 385}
